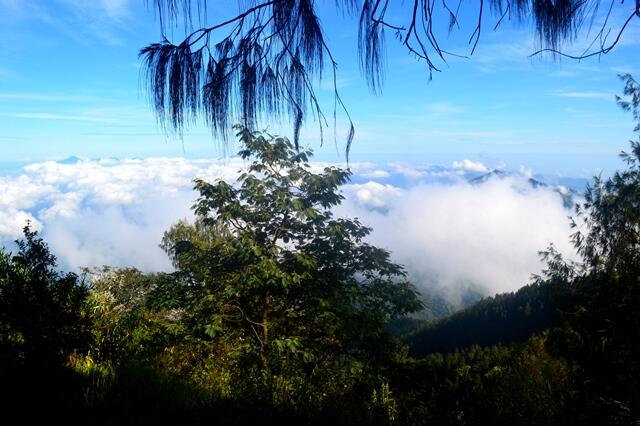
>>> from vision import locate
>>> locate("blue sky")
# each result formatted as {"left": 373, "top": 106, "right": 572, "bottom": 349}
{"left": 0, "top": 0, "right": 639, "bottom": 176}
{"left": 3, "top": 0, "right": 636, "bottom": 290}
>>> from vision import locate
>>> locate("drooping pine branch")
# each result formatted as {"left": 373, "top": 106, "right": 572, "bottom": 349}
{"left": 142, "top": 0, "right": 637, "bottom": 157}
{"left": 141, "top": 0, "right": 344, "bottom": 151}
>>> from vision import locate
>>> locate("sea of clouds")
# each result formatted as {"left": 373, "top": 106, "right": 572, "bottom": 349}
{"left": 0, "top": 156, "right": 580, "bottom": 298}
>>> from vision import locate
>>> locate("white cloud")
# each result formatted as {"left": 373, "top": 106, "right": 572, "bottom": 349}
{"left": 411, "top": 129, "right": 511, "bottom": 139}
{"left": 610, "top": 66, "right": 635, "bottom": 75}
{"left": 100, "top": 0, "right": 131, "bottom": 19}
{"left": 1, "top": 0, "right": 134, "bottom": 46}
{"left": 339, "top": 176, "right": 577, "bottom": 298}
{"left": 347, "top": 181, "right": 402, "bottom": 209}
{"left": 320, "top": 76, "right": 352, "bottom": 91}
{"left": 3, "top": 104, "right": 152, "bottom": 126}
{"left": 452, "top": 159, "right": 489, "bottom": 172}
{"left": 0, "top": 158, "right": 578, "bottom": 301}
{"left": 389, "top": 162, "right": 426, "bottom": 178}
{"left": 0, "top": 93, "right": 109, "bottom": 102}
{"left": 553, "top": 90, "right": 614, "bottom": 101}
{"left": 495, "top": 161, "right": 508, "bottom": 170}
{"left": 0, "top": 157, "right": 246, "bottom": 271}
{"left": 518, "top": 165, "right": 534, "bottom": 178}
{"left": 359, "top": 169, "right": 391, "bottom": 179}
{"left": 43, "top": 195, "right": 192, "bottom": 271}
{"left": 4, "top": 112, "right": 121, "bottom": 124}
{"left": 0, "top": 209, "right": 39, "bottom": 239}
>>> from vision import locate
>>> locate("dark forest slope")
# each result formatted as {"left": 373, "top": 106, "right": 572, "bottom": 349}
{"left": 406, "top": 280, "right": 578, "bottom": 357}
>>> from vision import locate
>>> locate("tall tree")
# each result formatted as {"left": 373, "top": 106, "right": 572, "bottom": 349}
{"left": 141, "top": 0, "right": 639, "bottom": 154}
{"left": 158, "top": 125, "right": 422, "bottom": 399}
{"left": 531, "top": 74, "right": 640, "bottom": 422}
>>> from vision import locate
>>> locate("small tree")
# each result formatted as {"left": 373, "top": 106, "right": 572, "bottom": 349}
{"left": 86, "top": 267, "right": 169, "bottom": 363}
{"left": 161, "top": 126, "right": 422, "bottom": 402}
{"left": 0, "top": 225, "right": 90, "bottom": 370}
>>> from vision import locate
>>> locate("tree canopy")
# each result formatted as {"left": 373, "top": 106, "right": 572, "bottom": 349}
{"left": 141, "top": 0, "right": 640, "bottom": 155}
{"left": 155, "top": 125, "right": 422, "bottom": 401}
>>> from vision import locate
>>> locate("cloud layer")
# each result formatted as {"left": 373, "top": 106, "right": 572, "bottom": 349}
{"left": 0, "top": 157, "right": 246, "bottom": 271}
{"left": 0, "top": 157, "right": 578, "bottom": 298}
{"left": 339, "top": 176, "right": 577, "bottom": 299}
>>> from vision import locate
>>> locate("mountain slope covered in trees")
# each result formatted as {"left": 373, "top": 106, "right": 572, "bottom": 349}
{"left": 404, "top": 279, "right": 578, "bottom": 356}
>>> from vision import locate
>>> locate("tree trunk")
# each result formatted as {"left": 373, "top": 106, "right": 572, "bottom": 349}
{"left": 260, "top": 290, "right": 270, "bottom": 365}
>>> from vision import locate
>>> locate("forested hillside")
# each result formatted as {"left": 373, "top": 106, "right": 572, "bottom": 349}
{"left": 405, "top": 279, "right": 577, "bottom": 356}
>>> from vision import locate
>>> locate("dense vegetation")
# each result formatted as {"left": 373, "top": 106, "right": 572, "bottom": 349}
{"left": 1, "top": 76, "right": 640, "bottom": 424}
{"left": 404, "top": 279, "right": 577, "bottom": 356}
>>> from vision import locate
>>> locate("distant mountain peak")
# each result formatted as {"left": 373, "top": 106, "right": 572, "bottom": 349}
{"left": 469, "top": 169, "right": 577, "bottom": 208}
{"left": 468, "top": 169, "right": 509, "bottom": 184}
{"left": 57, "top": 155, "right": 83, "bottom": 165}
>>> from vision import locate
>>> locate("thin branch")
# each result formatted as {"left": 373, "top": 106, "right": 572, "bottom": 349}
{"left": 372, "top": 19, "right": 406, "bottom": 30}
{"left": 493, "top": 1, "right": 510, "bottom": 31}
{"left": 469, "top": 0, "right": 483, "bottom": 55}
{"left": 183, "top": 1, "right": 278, "bottom": 47}
{"left": 529, "top": 11, "right": 637, "bottom": 59}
